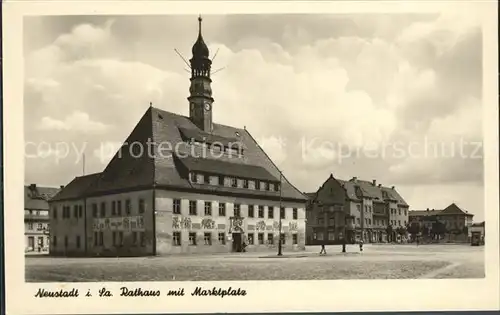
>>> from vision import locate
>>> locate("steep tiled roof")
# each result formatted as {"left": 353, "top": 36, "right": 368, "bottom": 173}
{"left": 82, "top": 107, "right": 305, "bottom": 202}
{"left": 314, "top": 175, "right": 347, "bottom": 205}
{"left": 50, "top": 173, "right": 102, "bottom": 202}
{"left": 176, "top": 155, "right": 277, "bottom": 182}
{"left": 336, "top": 178, "right": 408, "bottom": 207}
{"left": 441, "top": 203, "right": 473, "bottom": 216}
{"left": 410, "top": 203, "right": 474, "bottom": 217}
{"left": 25, "top": 185, "right": 60, "bottom": 210}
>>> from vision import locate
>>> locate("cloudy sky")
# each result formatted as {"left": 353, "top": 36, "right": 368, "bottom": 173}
{"left": 24, "top": 12, "right": 484, "bottom": 221}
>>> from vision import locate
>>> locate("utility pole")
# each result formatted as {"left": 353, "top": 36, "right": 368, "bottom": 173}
{"left": 277, "top": 171, "right": 283, "bottom": 256}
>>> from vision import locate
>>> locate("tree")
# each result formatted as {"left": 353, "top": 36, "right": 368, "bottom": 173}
{"left": 407, "top": 222, "right": 420, "bottom": 242}
{"left": 386, "top": 225, "right": 393, "bottom": 243}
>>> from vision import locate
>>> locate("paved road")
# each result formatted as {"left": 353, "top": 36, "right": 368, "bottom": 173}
{"left": 25, "top": 244, "right": 484, "bottom": 282}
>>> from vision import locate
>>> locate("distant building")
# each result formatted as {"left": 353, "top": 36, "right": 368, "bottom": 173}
{"left": 24, "top": 184, "right": 60, "bottom": 253}
{"left": 470, "top": 221, "right": 485, "bottom": 244}
{"left": 49, "top": 17, "right": 307, "bottom": 257}
{"left": 305, "top": 174, "right": 409, "bottom": 244}
{"left": 408, "top": 203, "right": 474, "bottom": 234}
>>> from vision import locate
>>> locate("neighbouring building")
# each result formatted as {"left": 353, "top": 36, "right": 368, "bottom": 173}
{"left": 408, "top": 203, "right": 474, "bottom": 241}
{"left": 469, "top": 221, "right": 485, "bottom": 244}
{"left": 24, "top": 184, "right": 61, "bottom": 253}
{"left": 305, "top": 174, "right": 409, "bottom": 245}
{"left": 49, "top": 17, "right": 307, "bottom": 257}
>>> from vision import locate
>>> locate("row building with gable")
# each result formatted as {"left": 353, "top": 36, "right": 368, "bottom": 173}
{"left": 24, "top": 184, "right": 61, "bottom": 253}
{"left": 48, "top": 17, "right": 307, "bottom": 257}
{"left": 305, "top": 174, "right": 410, "bottom": 244}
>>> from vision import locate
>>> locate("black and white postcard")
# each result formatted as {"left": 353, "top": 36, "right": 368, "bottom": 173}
{"left": 2, "top": 0, "right": 499, "bottom": 314}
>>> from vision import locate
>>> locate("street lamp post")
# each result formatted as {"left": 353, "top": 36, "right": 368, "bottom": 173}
{"left": 342, "top": 215, "right": 347, "bottom": 253}
{"left": 278, "top": 171, "right": 283, "bottom": 256}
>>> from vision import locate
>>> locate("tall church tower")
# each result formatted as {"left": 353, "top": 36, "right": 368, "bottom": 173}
{"left": 188, "top": 16, "right": 214, "bottom": 132}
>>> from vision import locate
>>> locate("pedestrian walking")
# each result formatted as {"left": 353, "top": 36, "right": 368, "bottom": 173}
{"left": 319, "top": 243, "right": 327, "bottom": 255}
{"left": 359, "top": 239, "right": 364, "bottom": 252}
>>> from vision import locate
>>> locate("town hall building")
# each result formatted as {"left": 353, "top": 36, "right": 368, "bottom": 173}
{"left": 49, "top": 17, "right": 307, "bottom": 257}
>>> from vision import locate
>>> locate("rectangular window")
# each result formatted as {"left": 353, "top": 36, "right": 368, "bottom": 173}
{"left": 140, "top": 232, "right": 146, "bottom": 247}
{"left": 248, "top": 233, "right": 254, "bottom": 245}
{"left": 204, "top": 174, "right": 210, "bottom": 184}
{"left": 119, "top": 231, "right": 124, "bottom": 246}
{"left": 53, "top": 236, "right": 57, "bottom": 246}
{"left": 99, "top": 232, "right": 104, "bottom": 246}
{"left": 234, "top": 204, "right": 241, "bottom": 217}
{"left": 173, "top": 199, "right": 181, "bottom": 214}
{"left": 79, "top": 205, "right": 83, "bottom": 218}
{"left": 52, "top": 207, "right": 57, "bottom": 219}
{"left": 139, "top": 199, "right": 145, "bottom": 214}
{"left": 268, "top": 206, "right": 274, "bottom": 219}
{"left": 37, "top": 223, "right": 43, "bottom": 230}
{"left": 265, "top": 182, "right": 270, "bottom": 191}
{"left": 125, "top": 199, "right": 132, "bottom": 215}
{"left": 258, "top": 233, "right": 264, "bottom": 245}
{"left": 100, "top": 202, "right": 106, "bottom": 217}
{"left": 318, "top": 218, "right": 324, "bottom": 225}
{"left": 274, "top": 183, "right": 280, "bottom": 192}
{"left": 255, "top": 181, "right": 261, "bottom": 190}
{"left": 280, "top": 233, "right": 285, "bottom": 245}
{"left": 292, "top": 234, "right": 298, "bottom": 244}
{"left": 189, "top": 200, "right": 197, "bottom": 215}
{"left": 64, "top": 236, "right": 68, "bottom": 248}
{"left": 258, "top": 206, "right": 264, "bottom": 218}
{"left": 132, "top": 231, "right": 138, "bottom": 246}
{"left": 28, "top": 223, "right": 33, "bottom": 230}
{"left": 190, "top": 172, "right": 198, "bottom": 183}
{"left": 243, "top": 179, "right": 249, "bottom": 188}
{"left": 204, "top": 232, "right": 212, "bottom": 245}
{"left": 231, "top": 178, "right": 237, "bottom": 188}
{"left": 293, "top": 208, "right": 298, "bottom": 220}
{"left": 218, "top": 203, "right": 226, "bottom": 216}
{"left": 218, "top": 176, "right": 224, "bottom": 185}
{"left": 204, "top": 201, "right": 212, "bottom": 216}
{"left": 189, "top": 232, "right": 197, "bottom": 246}
{"left": 111, "top": 201, "right": 116, "bottom": 215}
{"left": 218, "top": 232, "right": 226, "bottom": 244}
{"left": 173, "top": 232, "right": 181, "bottom": 246}
{"left": 73, "top": 205, "right": 78, "bottom": 218}
{"left": 76, "top": 235, "right": 81, "bottom": 248}
{"left": 280, "top": 207, "right": 285, "bottom": 219}
{"left": 328, "top": 217, "right": 335, "bottom": 226}
{"left": 398, "top": 209, "right": 401, "bottom": 215}
{"left": 112, "top": 231, "right": 117, "bottom": 246}
{"left": 267, "top": 233, "right": 274, "bottom": 245}
{"left": 248, "top": 205, "right": 254, "bottom": 218}
{"left": 93, "top": 232, "right": 98, "bottom": 246}
{"left": 117, "top": 201, "right": 122, "bottom": 216}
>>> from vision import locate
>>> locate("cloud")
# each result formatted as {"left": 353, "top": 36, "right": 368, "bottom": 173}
{"left": 38, "top": 111, "right": 111, "bottom": 133}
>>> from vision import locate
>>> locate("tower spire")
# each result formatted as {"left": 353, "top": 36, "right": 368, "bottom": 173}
{"left": 188, "top": 15, "right": 214, "bottom": 133}
{"left": 198, "top": 15, "right": 202, "bottom": 36}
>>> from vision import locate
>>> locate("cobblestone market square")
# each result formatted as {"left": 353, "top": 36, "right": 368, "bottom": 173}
{"left": 25, "top": 244, "right": 484, "bottom": 282}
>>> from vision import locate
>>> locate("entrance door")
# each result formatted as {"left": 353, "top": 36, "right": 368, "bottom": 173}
{"left": 232, "top": 233, "right": 242, "bottom": 252}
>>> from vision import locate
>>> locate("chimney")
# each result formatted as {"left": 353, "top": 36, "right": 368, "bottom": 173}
{"left": 351, "top": 176, "right": 357, "bottom": 182}
{"left": 378, "top": 184, "right": 382, "bottom": 188}
{"left": 391, "top": 186, "right": 395, "bottom": 190}
{"left": 372, "top": 179, "right": 376, "bottom": 186}
{"left": 60, "top": 185, "right": 64, "bottom": 189}
{"left": 29, "top": 184, "right": 36, "bottom": 190}
{"left": 426, "top": 208, "right": 429, "bottom": 211}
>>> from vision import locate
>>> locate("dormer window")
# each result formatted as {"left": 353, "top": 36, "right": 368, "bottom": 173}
{"left": 190, "top": 173, "right": 198, "bottom": 183}
{"left": 218, "top": 176, "right": 224, "bottom": 186}
{"left": 243, "top": 179, "right": 249, "bottom": 188}
{"left": 265, "top": 182, "right": 270, "bottom": 191}
{"left": 204, "top": 174, "right": 210, "bottom": 184}
{"left": 255, "top": 181, "right": 261, "bottom": 190}
{"left": 231, "top": 178, "right": 237, "bottom": 188}
{"left": 274, "top": 183, "right": 280, "bottom": 192}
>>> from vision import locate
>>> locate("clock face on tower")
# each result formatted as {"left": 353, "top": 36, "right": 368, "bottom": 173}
{"left": 204, "top": 102, "right": 211, "bottom": 111}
